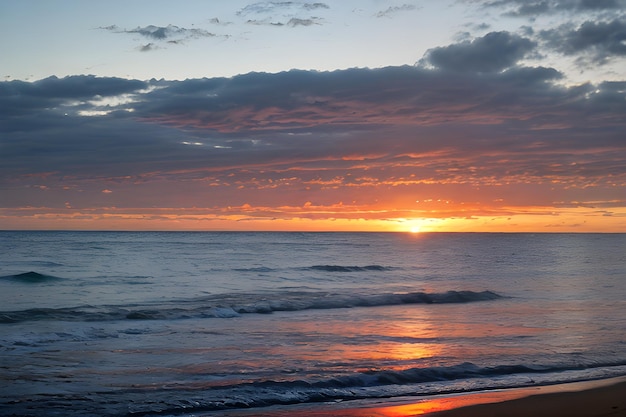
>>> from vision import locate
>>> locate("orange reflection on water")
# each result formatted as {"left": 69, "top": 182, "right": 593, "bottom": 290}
{"left": 263, "top": 305, "right": 447, "bottom": 368}
{"left": 257, "top": 391, "right": 536, "bottom": 417}
{"left": 370, "top": 395, "right": 499, "bottom": 416}
{"left": 268, "top": 338, "right": 443, "bottom": 370}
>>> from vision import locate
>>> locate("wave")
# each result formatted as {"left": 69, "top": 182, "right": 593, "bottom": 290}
{"left": 207, "top": 360, "right": 626, "bottom": 392}
{"left": 161, "top": 360, "right": 626, "bottom": 415}
{"left": 120, "top": 360, "right": 626, "bottom": 416}
{"left": 10, "top": 360, "right": 623, "bottom": 417}
{"left": 0, "top": 271, "right": 62, "bottom": 283}
{"left": 0, "top": 290, "right": 502, "bottom": 323}
{"left": 306, "top": 264, "right": 392, "bottom": 272}
{"left": 233, "top": 266, "right": 275, "bottom": 272}
{"left": 233, "top": 264, "right": 394, "bottom": 273}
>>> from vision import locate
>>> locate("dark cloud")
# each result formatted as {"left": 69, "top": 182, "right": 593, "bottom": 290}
{"left": 474, "top": 0, "right": 626, "bottom": 16}
{"left": 420, "top": 31, "right": 536, "bottom": 73}
{"left": 2, "top": 66, "right": 624, "bottom": 169}
{"left": 136, "top": 65, "right": 600, "bottom": 137}
{"left": 540, "top": 19, "right": 626, "bottom": 64}
{"left": 0, "top": 75, "right": 146, "bottom": 99}
{"left": 1, "top": 64, "right": 624, "bottom": 220}
{"left": 0, "top": 75, "right": 147, "bottom": 118}
{"left": 510, "top": 1, "right": 551, "bottom": 16}
{"left": 579, "top": 0, "right": 623, "bottom": 10}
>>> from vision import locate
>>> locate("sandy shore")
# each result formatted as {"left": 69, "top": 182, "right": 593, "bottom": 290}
{"left": 221, "top": 376, "right": 626, "bottom": 416}
{"left": 414, "top": 378, "right": 626, "bottom": 417}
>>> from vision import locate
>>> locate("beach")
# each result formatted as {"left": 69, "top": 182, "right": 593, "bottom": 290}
{"left": 225, "top": 377, "right": 626, "bottom": 416}
{"left": 430, "top": 378, "right": 626, "bottom": 417}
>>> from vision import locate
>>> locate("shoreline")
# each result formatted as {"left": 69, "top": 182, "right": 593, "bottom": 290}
{"left": 218, "top": 376, "right": 626, "bottom": 416}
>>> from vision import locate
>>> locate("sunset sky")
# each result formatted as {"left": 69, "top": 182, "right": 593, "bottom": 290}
{"left": 1, "top": 0, "right": 625, "bottom": 232}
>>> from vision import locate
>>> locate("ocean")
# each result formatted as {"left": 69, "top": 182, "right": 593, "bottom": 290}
{"left": 1, "top": 231, "right": 625, "bottom": 416}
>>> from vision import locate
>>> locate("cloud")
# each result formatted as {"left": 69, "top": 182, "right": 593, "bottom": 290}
{"left": 420, "top": 31, "right": 536, "bottom": 73}
{"left": 245, "top": 17, "right": 322, "bottom": 27}
{"left": 237, "top": 2, "right": 329, "bottom": 16}
{"left": 237, "top": 1, "right": 329, "bottom": 26}
{"left": 0, "top": 75, "right": 147, "bottom": 118}
{"left": 0, "top": 75, "right": 147, "bottom": 100}
{"left": 540, "top": 19, "right": 626, "bottom": 64}
{"left": 207, "top": 17, "right": 233, "bottom": 26}
{"left": 473, "top": 0, "right": 626, "bottom": 17}
{"left": 2, "top": 66, "right": 624, "bottom": 174}
{"left": 138, "top": 65, "right": 612, "bottom": 138}
{"left": 1, "top": 63, "right": 624, "bottom": 226}
{"left": 2, "top": 2, "right": 626, "bottom": 230}
{"left": 578, "top": 0, "right": 624, "bottom": 10}
{"left": 123, "top": 24, "right": 216, "bottom": 41}
{"left": 139, "top": 43, "right": 159, "bottom": 52}
{"left": 375, "top": 4, "right": 419, "bottom": 18}
{"left": 285, "top": 17, "right": 320, "bottom": 27}
{"left": 99, "top": 24, "right": 223, "bottom": 50}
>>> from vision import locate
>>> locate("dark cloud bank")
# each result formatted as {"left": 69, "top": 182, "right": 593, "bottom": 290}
{"left": 1, "top": 30, "right": 625, "bottom": 217}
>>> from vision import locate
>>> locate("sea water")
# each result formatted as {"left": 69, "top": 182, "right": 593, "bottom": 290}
{"left": 0, "top": 232, "right": 625, "bottom": 416}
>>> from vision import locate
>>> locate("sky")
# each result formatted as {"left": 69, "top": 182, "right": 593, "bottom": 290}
{"left": 1, "top": 0, "right": 625, "bottom": 232}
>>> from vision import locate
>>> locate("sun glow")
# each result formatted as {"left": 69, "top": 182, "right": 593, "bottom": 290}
{"left": 2, "top": 205, "right": 624, "bottom": 232}
{"left": 410, "top": 225, "right": 421, "bottom": 233}
{"left": 399, "top": 218, "right": 449, "bottom": 234}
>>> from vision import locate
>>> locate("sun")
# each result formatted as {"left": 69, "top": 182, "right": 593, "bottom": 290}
{"left": 403, "top": 218, "right": 449, "bottom": 233}
{"left": 395, "top": 218, "right": 426, "bottom": 233}
{"left": 395, "top": 218, "right": 449, "bottom": 233}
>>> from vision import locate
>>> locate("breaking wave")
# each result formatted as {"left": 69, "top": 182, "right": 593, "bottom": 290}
{"left": 7, "top": 360, "right": 625, "bottom": 417}
{"left": 0, "top": 290, "right": 502, "bottom": 323}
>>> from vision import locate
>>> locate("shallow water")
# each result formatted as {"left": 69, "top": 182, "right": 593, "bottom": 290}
{"left": 1, "top": 232, "right": 625, "bottom": 416}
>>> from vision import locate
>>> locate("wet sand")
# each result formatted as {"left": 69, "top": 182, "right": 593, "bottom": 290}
{"left": 223, "top": 376, "right": 626, "bottom": 416}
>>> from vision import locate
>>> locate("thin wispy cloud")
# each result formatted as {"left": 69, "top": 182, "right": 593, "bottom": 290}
{"left": 127, "top": 25, "right": 215, "bottom": 40}
{"left": 375, "top": 4, "right": 419, "bottom": 18}
{"left": 244, "top": 17, "right": 323, "bottom": 26}
{"left": 237, "top": 1, "right": 329, "bottom": 16}
{"left": 98, "top": 24, "right": 224, "bottom": 51}
{"left": 237, "top": 1, "right": 329, "bottom": 26}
